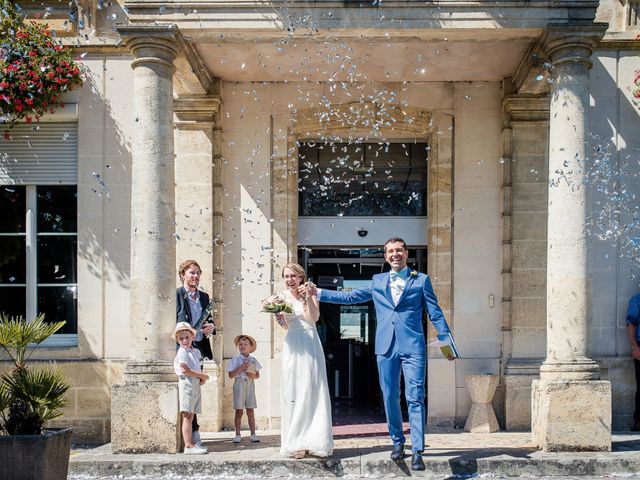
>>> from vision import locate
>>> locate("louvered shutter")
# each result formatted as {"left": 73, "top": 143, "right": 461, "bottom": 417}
{"left": 0, "top": 122, "right": 78, "bottom": 185}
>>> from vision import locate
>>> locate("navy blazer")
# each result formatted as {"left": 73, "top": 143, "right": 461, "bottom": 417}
{"left": 176, "top": 286, "right": 215, "bottom": 360}
{"left": 319, "top": 271, "right": 450, "bottom": 356}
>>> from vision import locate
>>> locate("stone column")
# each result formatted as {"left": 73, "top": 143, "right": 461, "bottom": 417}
{"left": 174, "top": 94, "right": 224, "bottom": 432}
{"left": 111, "top": 26, "right": 181, "bottom": 454}
{"left": 531, "top": 27, "right": 611, "bottom": 452}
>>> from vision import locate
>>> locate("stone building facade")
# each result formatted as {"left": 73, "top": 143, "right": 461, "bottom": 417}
{"left": 0, "top": 0, "right": 639, "bottom": 451}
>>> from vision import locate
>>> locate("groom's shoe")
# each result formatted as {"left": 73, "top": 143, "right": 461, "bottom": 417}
{"left": 411, "top": 452, "right": 425, "bottom": 471}
{"left": 390, "top": 443, "right": 404, "bottom": 461}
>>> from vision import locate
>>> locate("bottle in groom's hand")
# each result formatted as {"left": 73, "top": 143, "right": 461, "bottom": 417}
{"left": 194, "top": 299, "right": 215, "bottom": 335}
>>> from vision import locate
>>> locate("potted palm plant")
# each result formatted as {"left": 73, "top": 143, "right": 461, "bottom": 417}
{"left": 0, "top": 313, "right": 71, "bottom": 480}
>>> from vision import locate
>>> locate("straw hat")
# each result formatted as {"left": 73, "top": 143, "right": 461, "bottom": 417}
{"left": 233, "top": 334, "right": 257, "bottom": 353}
{"left": 174, "top": 322, "right": 197, "bottom": 342}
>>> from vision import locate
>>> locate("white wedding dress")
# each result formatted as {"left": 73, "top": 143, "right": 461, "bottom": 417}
{"left": 280, "top": 291, "right": 334, "bottom": 457}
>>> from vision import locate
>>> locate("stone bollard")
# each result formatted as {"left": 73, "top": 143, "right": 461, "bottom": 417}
{"left": 464, "top": 374, "right": 500, "bottom": 433}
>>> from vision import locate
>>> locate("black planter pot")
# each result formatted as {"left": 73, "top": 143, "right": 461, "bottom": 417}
{"left": 0, "top": 427, "right": 72, "bottom": 480}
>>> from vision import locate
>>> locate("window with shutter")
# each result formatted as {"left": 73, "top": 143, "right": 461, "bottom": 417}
{"left": 0, "top": 121, "right": 78, "bottom": 346}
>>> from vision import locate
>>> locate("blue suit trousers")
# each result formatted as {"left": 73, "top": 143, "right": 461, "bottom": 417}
{"left": 377, "top": 336, "right": 426, "bottom": 452}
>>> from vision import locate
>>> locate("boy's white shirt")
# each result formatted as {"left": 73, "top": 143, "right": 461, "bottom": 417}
{"left": 174, "top": 345, "right": 202, "bottom": 376}
{"left": 227, "top": 353, "right": 262, "bottom": 379}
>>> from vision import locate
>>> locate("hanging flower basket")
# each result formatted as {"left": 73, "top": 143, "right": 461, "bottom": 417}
{"left": 0, "top": 0, "right": 83, "bottom": 136}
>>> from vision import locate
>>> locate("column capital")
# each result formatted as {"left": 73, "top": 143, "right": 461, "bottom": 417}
{"left": 174, "top": 94, "right": 221, "bottom": 124}
{"left": 541, "top": 24, "right": 608, "bottom": 68}
{"left": 117, "top": 24, "right": 181, "bottom": 69}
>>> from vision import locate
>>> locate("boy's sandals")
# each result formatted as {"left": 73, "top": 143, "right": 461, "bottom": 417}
{"left": 293, "top": 450, "right": 305, "bottom": 459}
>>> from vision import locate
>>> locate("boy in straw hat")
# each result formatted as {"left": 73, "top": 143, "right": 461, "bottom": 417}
{"left": 228, "top": 334, "right": 261, "bottom": 443}
{"left": 174, "top": 322, "right": 209, "bottom": 455}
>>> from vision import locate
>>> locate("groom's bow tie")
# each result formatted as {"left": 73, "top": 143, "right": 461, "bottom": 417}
{"left": 390, "top": 270, "right": 408, "bottom": 280}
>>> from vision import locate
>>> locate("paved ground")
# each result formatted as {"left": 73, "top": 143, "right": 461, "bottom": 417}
{"left": 69, "top": 430, "right": 640, "bottom": 479}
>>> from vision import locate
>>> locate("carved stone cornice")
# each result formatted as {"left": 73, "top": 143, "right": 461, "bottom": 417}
{"left": 503, "top": 94, "right": 550, "bottom": 125}
{"left": 122, "top": 0, "right": 603, "bottom": 34}
{"left": 174, "top": 95, "right": 221, "bottom": 124}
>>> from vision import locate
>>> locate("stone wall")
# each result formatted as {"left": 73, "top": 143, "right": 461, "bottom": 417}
{"left": 448, "top": 82, "right": 504, "bottom": 428}
{"left": 0, "top": 360, "right": 125, "bottom": 444}
{"left": 501, "top": 94, "right": 549, "bottom": 431}
{"left": 589, "top": 49, "right": 640, "bottom": 430}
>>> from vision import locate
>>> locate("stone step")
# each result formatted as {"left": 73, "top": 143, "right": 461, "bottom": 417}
{"left": 68, "top": 432, "right": 640, "bottom": 479}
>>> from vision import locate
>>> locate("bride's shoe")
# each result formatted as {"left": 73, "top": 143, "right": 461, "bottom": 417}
{"left": 293, "top": 450, "right": 305, "bottom": 459}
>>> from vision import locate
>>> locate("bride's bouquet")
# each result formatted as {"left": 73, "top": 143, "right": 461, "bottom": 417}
{"left": 261, "top": 294, "right": 293, "bottom": 327}
{"left": 261, "top": 294, "right": 293, "bottom": 314}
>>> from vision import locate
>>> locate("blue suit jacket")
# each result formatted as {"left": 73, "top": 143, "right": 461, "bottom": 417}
{"left": 319, "top": 272, "right": 450, "bottom": 356}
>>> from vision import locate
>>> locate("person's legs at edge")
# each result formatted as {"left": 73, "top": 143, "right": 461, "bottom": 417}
{"left": 634, "top": 359, "right": 640, "bottom": 430}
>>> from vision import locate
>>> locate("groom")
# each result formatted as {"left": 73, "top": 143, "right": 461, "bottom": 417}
{"left": 313, "top": 237, "right": 453, "bottom": 471}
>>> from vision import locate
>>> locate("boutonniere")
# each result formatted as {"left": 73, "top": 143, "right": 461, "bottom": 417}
{"left": 410, "top": 270, "right": 419, "bottom": 277}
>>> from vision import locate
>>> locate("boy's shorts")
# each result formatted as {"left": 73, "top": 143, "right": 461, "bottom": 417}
{"left": 233, "top": 378, "right": 257, "bottom": 409}
{"left": 178, "top": 375, "right": 202, "bottom": 414}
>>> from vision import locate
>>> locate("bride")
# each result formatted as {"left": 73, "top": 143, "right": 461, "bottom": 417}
{"left": 276, "top": 262, "right": 334, "bottom": 459}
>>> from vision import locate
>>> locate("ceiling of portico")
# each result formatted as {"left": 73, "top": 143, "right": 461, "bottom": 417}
{"left": 193, "top": 36, "right": 536, "bottom": 82}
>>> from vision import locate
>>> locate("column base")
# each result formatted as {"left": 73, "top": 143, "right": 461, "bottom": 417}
{"left": 531, "top": 379, "right": 611, "bottom": 451}
{"left": 195, "top": 360, "right": 223, "bottom": 431}
{"left": 111, "top": 364, "right": 180, "bottom": 453}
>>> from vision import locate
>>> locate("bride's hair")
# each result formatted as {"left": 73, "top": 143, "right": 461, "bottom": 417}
{"left": 282, "top": 263, "right": 309, "bottom": 310}
{"left": 281, "top": 262, "right": 306, "bottom": 282}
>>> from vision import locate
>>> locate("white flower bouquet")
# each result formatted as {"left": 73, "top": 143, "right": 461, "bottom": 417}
{"left": 261, "top": 294, "right": 293, "bottom": 328}
{"left": 261, "top": 294, "right": 293, "bottom": 314}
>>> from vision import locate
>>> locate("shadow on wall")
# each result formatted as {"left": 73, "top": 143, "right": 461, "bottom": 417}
{"left": 77, "top": 59, "right": 132, "bottom": 289}
{"left": 587, "top": 52, "right": 640, "bottom": 430}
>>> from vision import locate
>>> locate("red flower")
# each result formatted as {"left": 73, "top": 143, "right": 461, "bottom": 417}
{"left": 0, "top": 2, "right": 83, "bottom": 130}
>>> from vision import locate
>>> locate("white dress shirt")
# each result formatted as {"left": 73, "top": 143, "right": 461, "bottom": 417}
{"left": 187, "top": 290, "right": 204, "bottom": 342}
{"left": 389, "top": 267, "right": 410, "bottom": 305}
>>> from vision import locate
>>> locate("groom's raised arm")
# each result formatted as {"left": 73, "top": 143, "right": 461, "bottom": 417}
{"left": 318, "top": 284, "right": 373, "bottom": 305}
{"left": 422, "top": 275, "right": 450, "bottom": 335}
